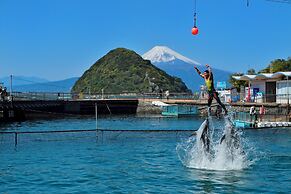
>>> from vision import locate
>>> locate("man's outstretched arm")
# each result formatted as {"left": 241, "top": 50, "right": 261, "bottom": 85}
{"left": 206, "top": 64, "right": 213, "bottom": 78}
{"left": 194, "top": 66, "right": 204, "bottom": 78}
{"left": 206, "top": 64, "right": 211, "bottom": 74}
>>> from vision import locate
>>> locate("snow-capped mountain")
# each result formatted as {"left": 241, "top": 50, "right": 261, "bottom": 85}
{"left": 143, "top": 46, "right": 199, "bottom": 65}
{"left": 143, "top": 46, "right": 231, "bottom": 92}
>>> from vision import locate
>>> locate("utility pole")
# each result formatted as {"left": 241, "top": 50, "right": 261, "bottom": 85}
{"left": 95, "top": 102, "right": 98, "bottom": 130}
{"left": 287, "top": 76, "right": 289, "bottom": 115}
{"left": 10, "top": 74, "right": 13, "bottom": 101}
{"left": 89, "top": 75, "right": 93, "bottom": 99}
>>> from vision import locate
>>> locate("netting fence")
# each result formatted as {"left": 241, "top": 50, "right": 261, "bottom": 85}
{"left": 0, "top": 129, "right": 195, "bottom": 147}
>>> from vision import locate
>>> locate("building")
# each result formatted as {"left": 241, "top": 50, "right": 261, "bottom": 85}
{"left": 232, "top": 72, "right": 291, "bottom": 104}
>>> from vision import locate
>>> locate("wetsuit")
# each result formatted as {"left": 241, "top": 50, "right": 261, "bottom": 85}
{"left": 205, "top": 72, "right": 227, "bottom": 113}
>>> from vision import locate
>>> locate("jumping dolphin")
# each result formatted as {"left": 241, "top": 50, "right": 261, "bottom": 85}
{"left": 220, "top": 116, "right": 242, "bottom": 152}
{"left": 199, "top": 118, "right": 210, "bottom": 152}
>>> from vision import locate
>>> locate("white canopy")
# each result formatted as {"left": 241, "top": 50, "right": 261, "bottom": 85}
{"left": 233, "top": 72, "right": 291, "bottom": 81}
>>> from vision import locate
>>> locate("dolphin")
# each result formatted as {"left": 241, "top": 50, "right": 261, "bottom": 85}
{"left": 220, "top": 116, "right": 243, "bottom": 153}
{"left": 200, "top": 118, "right": 210, "bottom": 152}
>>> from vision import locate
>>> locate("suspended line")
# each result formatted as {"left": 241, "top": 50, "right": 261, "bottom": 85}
{"left": 12, "top": 77, "right": 70, "bottom": 89}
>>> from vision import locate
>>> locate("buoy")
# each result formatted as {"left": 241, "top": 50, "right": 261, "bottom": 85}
{"left": 192, "top": 27, "right": 199, "bottom": 35}
{"left": 191, "top": 0, "right": 199, "bottom": 36}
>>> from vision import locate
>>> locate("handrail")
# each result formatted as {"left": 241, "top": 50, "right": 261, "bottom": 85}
{"left": 2, "top": 91, "right": 291, "bottom": 104}
{"left": 5, "top": 91, "right": 197, "bottom": 101}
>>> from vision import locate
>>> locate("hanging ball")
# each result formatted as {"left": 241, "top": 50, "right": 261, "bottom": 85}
{"left": 192, "top": 27, "right": 199, "bottom": 35}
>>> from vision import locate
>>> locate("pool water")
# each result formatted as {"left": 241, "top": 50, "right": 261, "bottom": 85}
{"left": 0, "top": 115, "right": 290, "bottom": 193}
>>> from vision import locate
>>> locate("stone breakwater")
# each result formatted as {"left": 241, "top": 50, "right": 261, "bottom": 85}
{"left": 137, "top": 101, "right": 162, "bottom": 115}
{"left": 136, "top": 100, "right": 291, "bottom": 120}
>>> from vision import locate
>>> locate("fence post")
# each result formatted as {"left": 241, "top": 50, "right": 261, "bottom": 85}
{"left": 95, "top": 102, "right": 98, "bottom": 130}
{"left": 10, "top": 75, "right": 13, "bottom": 101}
{"left": 14, "top": 132, "right": 18, "bottom": 147}
{"left": 288, "top": 92, "right": 290, "bottom": 122}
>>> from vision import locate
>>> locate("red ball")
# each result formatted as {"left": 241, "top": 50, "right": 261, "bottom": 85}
{"left": 192, "top": 27, "right": 199, "bottom": 35}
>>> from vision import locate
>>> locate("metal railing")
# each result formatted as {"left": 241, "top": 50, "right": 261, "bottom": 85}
{"left": 10, "top": 92, "right": 72, "bottom": 101}
{"left": 231, "top": 93, "right": 291, "bottom": 104}
{"left": 3, "top": 91, "right": 291, "bottom": 105}
{"left": 233, "top": 112, "right": 289, "bottom": 123}
{"left": 5, "top": 92, "right": 199, "bottom": 101}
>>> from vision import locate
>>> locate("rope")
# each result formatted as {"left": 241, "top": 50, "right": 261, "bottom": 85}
{"left": 266, "top": 0, "right": 291, "bottom": 4}
{"left": 105, "top": 103, "right": 112, "bottom": 114}
{"left": 0, "top": 128, "right": 196, "bottom": 134}
{"left": 193, "top": 0, "right": 197, "bottom": 27}
{"left": 12, "top": 77, "right": 69, "bottom": 89}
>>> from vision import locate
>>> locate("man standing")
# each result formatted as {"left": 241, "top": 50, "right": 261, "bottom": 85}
{"left": 250, "top": 106, "right": 256, "bottom": 122}
{"left": 259, "top": 105, "right": 266, "bottom": 122}
{"left": 194, "top": 64, "right": 228, "bottom": 115}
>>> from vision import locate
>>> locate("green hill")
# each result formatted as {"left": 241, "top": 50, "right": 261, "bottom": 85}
{"left": 72, "top": 48, "right": 190, "bottom": 94}
{"left": 259, "top": 57, "right": 291, "bottom": 73}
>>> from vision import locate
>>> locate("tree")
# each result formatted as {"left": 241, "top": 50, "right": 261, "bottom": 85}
{"left": 259, "top": 58, "right": 291, "bottom": 73}
{"left": 229, "top": 73, "right": 247, "bottom": 92}
{"left": 247, "top": 68, "right": 256, "bottom": 75}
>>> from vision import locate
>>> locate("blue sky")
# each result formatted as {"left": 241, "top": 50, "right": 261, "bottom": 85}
{"left": 0, "top": 0, "right": 291, "bottom": 80}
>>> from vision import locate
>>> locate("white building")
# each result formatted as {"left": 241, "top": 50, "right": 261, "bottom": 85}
{"left": 217, "top": 89, "right": 231, "bottom": 103}
{"left": 233, "top": 72, "right": 291, "bottom": 104}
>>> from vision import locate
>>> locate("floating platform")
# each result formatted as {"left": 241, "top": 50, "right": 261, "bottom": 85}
{"left": 257, "top": 122, "right": 291, "bottom": 128}
{"left": 234, "top": 120, "right": 291, "bottom": 129}
{"left": 234, "top": 120, "right": 253, "bottom": 128}
{"left": 162, "top": 104, "right": 198, "bottom": 116}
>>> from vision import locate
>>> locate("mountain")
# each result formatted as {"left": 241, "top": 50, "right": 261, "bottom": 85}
{"left": 143, "top": 46, "right": 232, "bottom": 92}
{"left": 0, "top": 76, "right": 49, "bottom": 87}
{"left": 13, "top": 77, "right": 79, "bottom": 92}
{"left": 143, "top": 46, "right": 199, "bottom": 65}
{"left": 72, "top": 48, "right": 190, "bottom": 94}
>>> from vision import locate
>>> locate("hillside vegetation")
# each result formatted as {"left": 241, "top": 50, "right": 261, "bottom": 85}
{"left": 72, "top": 48, "right": 190, "bottom": 93}
{"left": 259, "top": 58, "right": 291, "bottom": 73}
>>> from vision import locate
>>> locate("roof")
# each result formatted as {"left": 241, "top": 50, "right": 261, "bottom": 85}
{"left": 233, "top": 72, "right": 291, "bottom": 81}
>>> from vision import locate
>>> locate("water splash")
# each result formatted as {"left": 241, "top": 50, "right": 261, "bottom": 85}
{"left": 177, "top": 113, "right": 254, "bottom": 171}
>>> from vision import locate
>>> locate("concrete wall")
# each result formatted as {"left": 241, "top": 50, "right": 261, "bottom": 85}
{"left": 276, "top": 80, "right": 291, "bottom": 103}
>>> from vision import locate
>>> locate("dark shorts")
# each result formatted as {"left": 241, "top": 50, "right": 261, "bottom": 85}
{"left": 207, "top": 90, "right": 217, "bottom": 97}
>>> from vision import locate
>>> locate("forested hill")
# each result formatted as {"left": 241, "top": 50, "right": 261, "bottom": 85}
{"left": 259, "top": 57, "right": 291, "bottom": 73}
{"left": 72, "top": 48, "right": 190, "bottom": 93}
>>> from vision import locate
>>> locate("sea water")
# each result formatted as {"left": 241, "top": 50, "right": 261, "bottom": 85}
{"left": 176, "top": 115, "right": 253, "bottom": 171}
{"left": 0, "top": 115, "right": 290, "bottom": 193}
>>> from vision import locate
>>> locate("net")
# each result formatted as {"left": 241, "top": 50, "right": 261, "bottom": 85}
{"left": 0, "top": 129, "right": 195, "bottom": 146}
